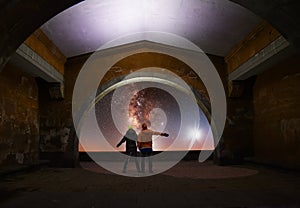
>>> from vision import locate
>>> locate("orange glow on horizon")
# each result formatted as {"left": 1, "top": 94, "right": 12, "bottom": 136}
{"left": 78, "top": 137, "right": 214, "bottom": 152}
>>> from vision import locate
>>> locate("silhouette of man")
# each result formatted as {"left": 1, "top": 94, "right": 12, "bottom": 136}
{"left": 116, "top": 127, "right": 141, "bottom": 173}
{"left": 137, "top": 122, "right": 169, "bottom": 173}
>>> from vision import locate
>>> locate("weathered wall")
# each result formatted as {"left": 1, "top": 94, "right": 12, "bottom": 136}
{"left": 225, "top": 21, "right": 280, "bottom": 74}
{"left": 0, "top": 63, "right": 39, "bottom": 166}
{"left": 220, "top": 78, "right": 255, "bottom": 164}
{"left": 222, "top": 19, "right": 292, "bottom": 166}
{"left": 25, "top": 29, "right": 66, "bottom": 75}
{"left": 38, "top": 79, "right": 71, "bottom": 153}
{"left": 253, "top": 53, "right": 300, "bottom": 169}
{"left": 37, "top": 55, "right": 85, "bottom": 166}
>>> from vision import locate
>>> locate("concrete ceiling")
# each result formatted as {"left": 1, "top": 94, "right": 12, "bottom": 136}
{"left": 40, "top": 0, "right": 262, "bottom": 58}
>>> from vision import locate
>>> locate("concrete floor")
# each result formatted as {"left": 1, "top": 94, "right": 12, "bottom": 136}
{"left": 0, "top": 160, "right": 299, "bottom": 208}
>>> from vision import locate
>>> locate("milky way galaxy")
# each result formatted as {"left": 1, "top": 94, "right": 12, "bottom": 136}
{"left": 78, "top": 77, "right": 214, "bottom": 152}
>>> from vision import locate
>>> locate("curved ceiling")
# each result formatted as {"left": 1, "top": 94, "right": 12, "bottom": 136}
{"left": 41, "top": 0, "right": 262, "bottom": 57}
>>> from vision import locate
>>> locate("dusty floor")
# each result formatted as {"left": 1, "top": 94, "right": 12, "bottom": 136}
{"left": 0, "top": 160, "right": 299, "bottom": 208}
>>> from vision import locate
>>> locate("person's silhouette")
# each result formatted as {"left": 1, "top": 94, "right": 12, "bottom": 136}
{"left": 116, "top": 127, "right": 141, "bottom": 173}
{"left": 137, "top": 123, "right": 169, "bottom": 173}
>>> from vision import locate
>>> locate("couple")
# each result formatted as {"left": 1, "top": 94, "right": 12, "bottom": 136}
{"left": 116, "top": 123, "right": 169, "bottom": 173}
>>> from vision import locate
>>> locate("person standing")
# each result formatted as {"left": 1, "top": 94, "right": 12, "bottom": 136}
{"left": 137, "top": 123, "right": 169, "bottom": 173}
{"left": 116, "top": 127, "right": 141, "bottom": 173}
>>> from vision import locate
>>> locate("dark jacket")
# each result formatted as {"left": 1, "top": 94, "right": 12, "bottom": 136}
{"left": 116, "top": 129, "right": 138, "bottom": 153}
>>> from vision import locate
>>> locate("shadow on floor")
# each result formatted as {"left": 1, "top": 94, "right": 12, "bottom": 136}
{"left": 0, "top": 160, "right": 299, "bottom": 208}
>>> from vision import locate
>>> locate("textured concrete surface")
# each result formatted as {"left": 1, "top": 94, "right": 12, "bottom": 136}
{"left": 253, "top": 53, "right": 300, "bottom": 169}
{"left": 0, "top": 161, "right": 299, "bottom": 208}
{"left": 0, "top": 64, "right": 39, "bottom": 166}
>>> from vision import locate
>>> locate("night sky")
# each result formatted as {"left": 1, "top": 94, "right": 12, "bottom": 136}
{"left": 79, "top": 81, "right": 214, "bottom": 152}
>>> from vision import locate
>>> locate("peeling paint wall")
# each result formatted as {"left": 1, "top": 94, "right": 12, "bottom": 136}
{"left": 253, "top": 53, "right": 300, "bottom": 169}
{"left": 0, "top": 63, "right": 39, "bottom": 166}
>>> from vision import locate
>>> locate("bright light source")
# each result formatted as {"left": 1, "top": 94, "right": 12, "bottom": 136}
{"left": 189, "top": 128, "right": 202, "bottom": 141}
{"left": 195, "top": 129, "right": 202, "bottom": 139}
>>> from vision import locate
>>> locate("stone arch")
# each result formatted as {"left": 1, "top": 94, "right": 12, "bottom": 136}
{"left": 0, "top": 0, "right": 83, "bottom": 69}
{"left": 0, "top": 0, "right": 299, "bottom": 70}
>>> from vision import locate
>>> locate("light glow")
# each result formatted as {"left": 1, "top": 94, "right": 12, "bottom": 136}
{"left": 41, "top": 0, "right": 261, "bottom": 57}
{"left": 194, "top": 129, "right": 203, "bottom": 141}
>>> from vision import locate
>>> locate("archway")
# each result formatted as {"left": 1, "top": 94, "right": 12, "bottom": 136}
{"left": 0, "top": 0, "right": 299, "bottom": 70}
